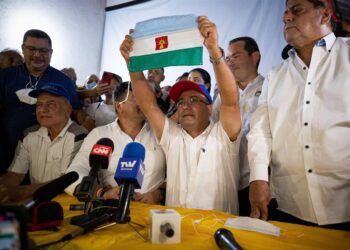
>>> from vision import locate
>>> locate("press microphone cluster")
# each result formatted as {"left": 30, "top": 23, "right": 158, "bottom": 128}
{"left": 114, "top": 142, "right": 145, "bottom": 223}
{"left": 75, "top": 138, "right": 114, "bottom": 202}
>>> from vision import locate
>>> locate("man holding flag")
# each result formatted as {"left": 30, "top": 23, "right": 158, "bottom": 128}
{"left": 120, "top": 16, "right": 241, "bottom": 214}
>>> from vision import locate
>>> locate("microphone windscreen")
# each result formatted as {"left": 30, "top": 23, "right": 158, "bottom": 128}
{"left": 214, "top": 228, "right": 243, "bottom": 250}
{"left": 122, "top": 142, "right": 145, "bottom": 161}
{"left": 96, "top": 138, "right": 114, "bottom": 152}
{"left": 89, "top": 138, "right": 114, "bottom": 170}
{"left": 33, "top": 172, "right": 79, "bottom": 201}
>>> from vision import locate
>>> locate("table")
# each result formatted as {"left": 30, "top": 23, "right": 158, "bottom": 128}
{"left": 29, "top": 194, "right": 350, "bottom": 249}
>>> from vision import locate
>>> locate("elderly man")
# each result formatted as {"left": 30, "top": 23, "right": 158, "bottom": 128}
{"left": 0, "top": 83, "right": 87, "bottom": 202}
{"left": 248, "top": 0, "right": 350, "bottom": 230}
{"left": 120, "top": 16, "right": 241, "bottom": 213}
{"left": 147, "top": 68, "right": 165, "bottom": 87}
{"left": 65, "top": 82, "right": 166, "bottom": 204}
{"left": 0, "top": 29, "right": 83, "bottom": 175}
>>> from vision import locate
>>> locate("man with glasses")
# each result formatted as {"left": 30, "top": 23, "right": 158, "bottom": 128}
{"left": 65, "top": 82, "right": 166, "bottom": 205}
{"left": 0, "top": 29, "right": 81, "bottom": 175}
{"left": 0, "top": 83, "right": 86, "bottom": 202}
{"left": 120, "top": 16, "right": 241, "bottom": 214}
{"left": 248, "top": 0, "right": 350, "bottom": 229}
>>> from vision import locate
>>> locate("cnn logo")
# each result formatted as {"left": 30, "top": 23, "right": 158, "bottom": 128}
{"left": 91, "top": 145, "right": 112, "bottom": 156}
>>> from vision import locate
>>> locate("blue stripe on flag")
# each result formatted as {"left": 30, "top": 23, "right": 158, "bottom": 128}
{"left": 131, "top": 14, "right": 197, "bottom": 39}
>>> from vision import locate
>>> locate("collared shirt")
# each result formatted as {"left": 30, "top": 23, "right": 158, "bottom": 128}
{"left": 238, "top": 74, "right": 264, "bottom": 190}
{"left": 160, "top": 118, "right": 240, "bottom": 214}
{"left": 85, "top": 101, "right": 117, "bottom": 127}
{"left": 211, "top": 75, "right": 264, "bottom": 190}
{"left": 8, "top": 119, "right": 87, "bottom": 183}
{"left": 65, "top": 119, "right": 165, "bottom": 195}
{"left": 0, "top": 64, "right": 80, "bottom": 174}
{"left": 248, "top": 33, "right": 350, "bottom": 225}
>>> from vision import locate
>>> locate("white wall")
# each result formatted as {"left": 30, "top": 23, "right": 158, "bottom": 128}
{"left": 0, "top": 0, "right": 106, "bottom": 86}
{"left": 101, "top": 0, "right": 287, "bottom": 92}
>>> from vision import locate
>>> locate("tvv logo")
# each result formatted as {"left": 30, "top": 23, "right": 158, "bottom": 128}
{"left": 120, "top": 160, "right": 137, "bottom": 169}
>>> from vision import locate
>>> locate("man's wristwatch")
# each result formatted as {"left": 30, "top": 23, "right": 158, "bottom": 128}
{"left": 209, "top": 55, "right": 225, "bottom": 65}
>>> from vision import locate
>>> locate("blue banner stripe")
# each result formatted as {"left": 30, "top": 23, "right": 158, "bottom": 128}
{"left": 131, "top": 14, "right": 197, "bottom": 39}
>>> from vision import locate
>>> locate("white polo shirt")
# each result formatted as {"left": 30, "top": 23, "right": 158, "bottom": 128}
{"left": 9, "top": 119, "right": 87, "bottom": 183}
{"left": 160, "top": 118, "right": 240, "bottom": 214}
{"left": 65, "top": 119, "right": 166, "bottom": 195}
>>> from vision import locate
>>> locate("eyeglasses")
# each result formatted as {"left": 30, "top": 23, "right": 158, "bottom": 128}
{"left": 175, "top": 96, "right": 209, "bottom": 109}
{"left": 23, "top": 45, "right": 51, "bottom": 55}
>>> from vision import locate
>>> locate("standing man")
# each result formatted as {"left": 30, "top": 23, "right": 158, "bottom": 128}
{"left": 0, "top": 83, "right": 87, "bottom": 202}
{"left": 0, "top": 29, "right": 82, "bottom": 175}
{"left": 120, "top": 16, "right": 241, "bottom": 213}
{"left": 213, "top": 37, "right": 264, "bottom": 216}
{"left": 147, "top": 68, "right": 165, "bottom": 87}
{"left": 248, "top": 0, "right": 350, "bottom": 229}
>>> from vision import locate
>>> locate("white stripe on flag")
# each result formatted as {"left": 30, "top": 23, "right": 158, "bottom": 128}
{"left": 130, "top": 28, "right": 203, "bottom": 57}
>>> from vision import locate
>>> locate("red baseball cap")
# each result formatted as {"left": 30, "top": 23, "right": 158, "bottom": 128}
{"left": 169, "top": 80, "right": 212, "bottom": 104}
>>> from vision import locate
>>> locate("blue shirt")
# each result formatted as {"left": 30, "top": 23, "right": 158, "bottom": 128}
{"left": 0, "top": 64, "right": 80, "bottom": 174}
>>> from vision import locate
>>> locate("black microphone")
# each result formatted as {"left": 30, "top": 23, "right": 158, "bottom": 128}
{"left": 76, "top": 138, "right": 114, "bottom": 202}
{"left": 24, "top": 171, "right": 79, "bottom": 210}
{"left": 114, "top": 142, "right": 145, "bottom": 223}
{"left": 214, "top": 228, "right": 243, "bottom": 250}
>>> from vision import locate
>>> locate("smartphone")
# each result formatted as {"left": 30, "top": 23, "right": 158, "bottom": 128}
{"left": 101, "top": 71, "right": 114, "bottom": 85}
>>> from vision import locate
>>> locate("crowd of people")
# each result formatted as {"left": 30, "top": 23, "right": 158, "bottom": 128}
{"left": 0, "top": 0, "right": 349, "bottom": 231}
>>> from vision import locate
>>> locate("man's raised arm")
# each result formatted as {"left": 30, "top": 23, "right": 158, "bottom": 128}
{"left": 119, "top": 34, "right": 165, "bottom": 141}
{"left": 198, "top": 16, "right": 241, "bottom": 141}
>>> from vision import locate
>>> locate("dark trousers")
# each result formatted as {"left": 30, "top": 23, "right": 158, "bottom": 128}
{"left": 268, "top": 199, "right": 350, "bottom": 231}
{"left": 238, "top": 186, "right": 251, "bottom": 216}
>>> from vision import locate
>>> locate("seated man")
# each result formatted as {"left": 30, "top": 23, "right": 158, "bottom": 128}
{"left": 0, "top": 83, "right": 87, "bottom": 202}
{"left": 65, "top": 81, "right": 166, "bottom": 204}
{"left": 120, "top": 16, "right": 241, "bottom": 213}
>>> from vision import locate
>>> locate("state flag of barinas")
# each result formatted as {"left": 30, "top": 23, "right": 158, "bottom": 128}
{"left": 129, "top": 14, "right": 203, "bottom": 72}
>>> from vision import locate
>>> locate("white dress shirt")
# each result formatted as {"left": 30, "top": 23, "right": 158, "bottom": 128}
{"left": 248, "top": 33, "right": 350, "bottom": 225}
{"left": 65, "top": 119, "right": 166, "bottom": 195}
{"left": 160, "top": 118, "right": 240, "bottom": 214}
{"left": 9, "top": 119, "right": 86, "bottom": 183}
{"left": 211, "top": 75, "right": 264, "bottom": 190}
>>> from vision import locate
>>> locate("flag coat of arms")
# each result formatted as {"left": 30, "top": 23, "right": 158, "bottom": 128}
{"left": 129, "top": 14, "right": 203, "bottom": 72}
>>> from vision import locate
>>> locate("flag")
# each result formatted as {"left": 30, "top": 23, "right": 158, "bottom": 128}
{"left": 129, "top": 14, "right": 203, "bottom": 72}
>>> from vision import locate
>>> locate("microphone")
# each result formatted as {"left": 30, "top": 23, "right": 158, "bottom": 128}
{"left": 24, "top": 171, "right": 79, "bottom": 210}
{"left": 214, "top": 228, "right": 243, "bottom": 250}
{"left": 76, "top": 138, "right": 114, "bottom": 202}
{"left": 114, "top": 142, "right": 145, "bottom": 223}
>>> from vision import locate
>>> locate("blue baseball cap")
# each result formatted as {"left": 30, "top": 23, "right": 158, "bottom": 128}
{"left": 29, "top": 83, "right": 71, "bottom": 104}
{"left": 169, "top": 80, "right": 212, "bottom": 104}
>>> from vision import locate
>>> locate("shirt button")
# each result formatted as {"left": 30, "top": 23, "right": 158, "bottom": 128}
{"left": 308, "top": 82, "right": 311, "bottom": 85}
{"left": 304, "top": 122, "right": 308, "bottom": 126}
{"left": 305, "top": 145, "right": 309, "bottom": 149}
{"left": 303, "top": 67, "right": 306, "bottom": 70}
{"left": 306, "top": 101, "right": 310, "bottom": 104}
{"left": 308, "top": 169, "right": 312, "bottom": 173}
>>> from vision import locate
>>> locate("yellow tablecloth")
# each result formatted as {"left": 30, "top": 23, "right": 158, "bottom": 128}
{"left": 29, "top": 194, "right": 350, "bottom": 249}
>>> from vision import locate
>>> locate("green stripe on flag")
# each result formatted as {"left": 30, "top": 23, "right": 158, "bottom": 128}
{"left": 128, "top": 47, "right": 203, "bottom": 72}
